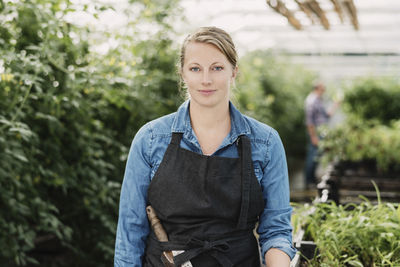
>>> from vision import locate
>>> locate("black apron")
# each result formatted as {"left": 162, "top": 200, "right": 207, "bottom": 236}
{"left": 144, "top": 133, "right": 265, "bottom": 267}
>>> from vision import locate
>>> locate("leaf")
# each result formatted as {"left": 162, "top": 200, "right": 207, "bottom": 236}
{"left": 397, "top": 205, "right": 400, "bottom": 222}
{"left": 378, "top": 222, "right": 400, "bottom": 229}
{"left": 0, "top": 118, "right": 12, "bottom": 126}
{"left": 12, "top": 152, "right": 28, "bottom": 162}
{"left": 9, "top": 127, "right": 34, "bottom": 141}
{"left": 348, "top": 260, "right": 364, "bottom": 267}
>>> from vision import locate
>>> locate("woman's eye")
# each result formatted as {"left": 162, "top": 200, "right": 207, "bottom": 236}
{"left": 213, "top": 66, "right": 223, "bottom": 71}
{"left": 190, "top": 67, "right": 200, "bottom": 72}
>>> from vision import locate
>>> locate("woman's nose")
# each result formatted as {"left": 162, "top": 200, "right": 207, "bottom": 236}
{"left": 201, "top": 71, "right": 212, "bottom": 85}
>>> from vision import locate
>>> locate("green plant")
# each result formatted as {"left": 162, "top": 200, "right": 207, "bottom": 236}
{"left": 344, "top": 77, "right": 400, "bottom": 124}
{"left": 0, "top": 0, "right": 182, "bottom": 266}
{"left": 320, "top": 77, "right": 400, "bottom": 172}
{"left": 293, "top": 189, "right": 400, "bottom": 266}
{"left": 319, "top": 118, "right": 400, "bottom": 172}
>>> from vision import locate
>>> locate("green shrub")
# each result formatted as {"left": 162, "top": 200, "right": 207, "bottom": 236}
{"left": 319, "top": 119, "right": 400, "bottom": 171}
{"left": 320, "top": 77, "right": 400, "bottom": 171}
{"left": 293, "top": 195, "right": 400, "bottom": 266}
{"left": 0, "top": 0, "right": 182, "bottom": 266}
{"left": 344, "top": 77, "right": 400, "bottom": 124}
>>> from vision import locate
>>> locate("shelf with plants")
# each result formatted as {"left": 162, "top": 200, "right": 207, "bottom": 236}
{"left": 318, "top": 77, "right": 400, "bottom": 204}
{"left": 320, "top": 119, "right": 400, "bottom": 176}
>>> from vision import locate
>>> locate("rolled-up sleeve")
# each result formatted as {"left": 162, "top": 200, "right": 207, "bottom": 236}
{"left": 114, "top": 124, "right": 152, "bottom": 267}
{"left": 257, "top": 129, "right": 296, "bottom": 262}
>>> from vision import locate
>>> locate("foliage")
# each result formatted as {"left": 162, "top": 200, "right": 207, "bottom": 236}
{"left": 343, "top": 77, "right": 400, "bottom": 124}
{"left": 0, "top": 0, "right": 182, "bottom": 266}
{"left": 235, "top": 50, "right": 316, "bottom": 166}
{"left": 320, "top": 77, "right": 400, "bottom": 171}
{"left": 319, "top": 119, "right": 400, "bottom": 171}
{"left": 293, "top": 195, "right": 400, "bottom": 266}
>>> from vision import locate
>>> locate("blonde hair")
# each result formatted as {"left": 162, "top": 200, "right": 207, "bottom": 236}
{"left": 178, "top": 26, "right": 238, "bottom": 73}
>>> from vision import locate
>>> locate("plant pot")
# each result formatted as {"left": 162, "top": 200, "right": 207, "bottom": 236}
{"left": 291, "top": 228, "right": 318, "bottom": 266}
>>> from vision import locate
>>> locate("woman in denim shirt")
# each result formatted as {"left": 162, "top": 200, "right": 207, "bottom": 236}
{"left": 114, "top": 26, "right": 296, "bottom": 267}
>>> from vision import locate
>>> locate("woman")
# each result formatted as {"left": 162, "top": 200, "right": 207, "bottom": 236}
{"left": 114, "top": 26, "right": 296, "bottom": 267}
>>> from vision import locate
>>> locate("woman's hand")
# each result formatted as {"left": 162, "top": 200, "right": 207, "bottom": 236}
{"left": 265, "top": 248, "right": 290, "bottom": 267}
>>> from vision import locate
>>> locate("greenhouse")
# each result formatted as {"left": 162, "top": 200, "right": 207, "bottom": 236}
{"left": 1, "top": 0, "right": 399, "bottom": 266}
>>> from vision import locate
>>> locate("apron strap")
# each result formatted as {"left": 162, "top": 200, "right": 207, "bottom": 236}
{"left": 237, "top": 135, "right": 253, "bottom": 229}
{"left": 173, "top": 238, "right": 233, "bottom": 267}
{"left": 147, "top": 233, "right": 234, "bottom": 266}
{"left": 170, "top": 132, "right": 183, "bottom": 145}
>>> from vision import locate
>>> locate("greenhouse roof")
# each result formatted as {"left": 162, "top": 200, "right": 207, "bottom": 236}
{"left": 179, "top": 0, "right": 400, "bottom": 55}
{"left": 179, "top": 0, "right": 400, "bottom": 82}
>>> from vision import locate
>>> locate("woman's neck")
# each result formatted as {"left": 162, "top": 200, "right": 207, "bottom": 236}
{"left": 189, "top": 101, "right": 231, "bottom": 132}
{"left": 189, "top": 101, "right": 231, "bottom": 155}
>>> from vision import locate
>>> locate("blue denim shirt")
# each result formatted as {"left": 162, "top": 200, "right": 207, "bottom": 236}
{"left": 114, "top": 100, "right": 296, "bottom": 266}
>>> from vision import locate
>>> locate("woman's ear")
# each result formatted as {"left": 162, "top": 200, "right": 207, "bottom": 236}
{"left": 230, "top": 66, "right": 238, "bottom": 88}
{"left": 231, "top": 66, "right": 238, "bottom": 84}
{"left": 232, "top": 66, "right": 238, "bottom": 79}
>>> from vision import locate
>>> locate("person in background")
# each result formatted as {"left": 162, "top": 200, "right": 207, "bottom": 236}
{"left": 114, "top": 26, "right": 296, "bottom": 267}
{"left": 304, "top": 81, "right": 340, "bottom": 189}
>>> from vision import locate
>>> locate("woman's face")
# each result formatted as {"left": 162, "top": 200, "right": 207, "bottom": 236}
{"left": 182, "top": 41, "right": 237, "bottom": 109}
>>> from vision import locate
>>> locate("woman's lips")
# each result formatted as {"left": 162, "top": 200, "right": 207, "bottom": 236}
{"left": 198, "top": 90, "right": 216, "bottom": 96}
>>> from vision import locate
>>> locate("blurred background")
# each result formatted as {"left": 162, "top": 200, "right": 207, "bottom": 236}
{"left": 1, "top": 0, "right": 399, "bottom": 266}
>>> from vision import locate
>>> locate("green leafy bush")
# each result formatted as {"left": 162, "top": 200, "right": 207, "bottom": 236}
{"left": 319, "top": 119, "right": 400, "bottom": 171}
{"left": 320, "top": 77, "right": 400, "bottom": 172}
{"left": 0, "top": 0, "right": 182, "bottom": 266}
{"left": 344, "top": 78, "right": 400, "bottom": 124}
{"left": 293, "top": 195, "right": 400, "bottom": 266}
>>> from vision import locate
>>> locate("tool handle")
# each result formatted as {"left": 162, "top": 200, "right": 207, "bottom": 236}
{"left": 146, "top": 206, "right": 175, "bottom": 266}
{"left": 161, "top": 252, "right": 175, "bottom": 267}
{"left": 146, "top": 206, "right": 169, "bottom": 242}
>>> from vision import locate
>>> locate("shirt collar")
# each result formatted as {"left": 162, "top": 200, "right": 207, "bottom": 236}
{"left": 171, "top": 100, "right": 251, "bottom": 145}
